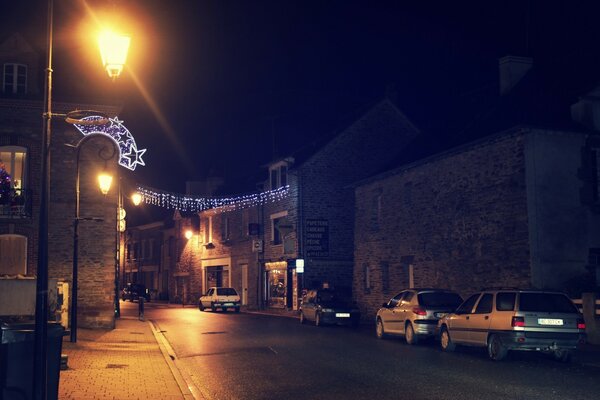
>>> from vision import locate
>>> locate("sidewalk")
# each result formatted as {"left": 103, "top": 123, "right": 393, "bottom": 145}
{"left": 58, "top": 312, "right": 187, "bottom": 399}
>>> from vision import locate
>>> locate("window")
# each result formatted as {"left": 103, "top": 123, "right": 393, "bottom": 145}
{"left": 126, "top": 244, "right": 131, "bottom": 260}
{"left": 0, "top": 234, "right": 27, "bottom": 275}
{"left": 496, "top": 292, "right": 516, "bottom": 311}
{"left": 268, "top": 162, "right": 289, "bottom": 190}
{"left": 270, "top": 211, "right": 288, "bottom": 245}
{"left": 241, "top": 209, "right": 249, "bottom": 237}
{"left": 381, "top": 262, "right": 389, "bottom": 291}
{"left": 474, "top": 294, "right": 493, "bottom": 314}
{"left": 364, "top": 263, "right": 371, "bottom": 293}
{"left": 3, "top": 63, "right": 27, "bottom": 95}
{"left": 221, "top": 214, "right": 230, "bottom": 241}
{"left": 203, "top": 217, "right": 212, "bottom": 243}
{"left": 388, "top": 292, "right": 404, "bottom": 308}
{"left": 456, "top": 294, "right": 480, "bottom": 314}
{"left": 0, "top": 146, "right": 27, "bottom": 190}
{"left": 402, "top": 291, "right": 414, "bottom": 303}
{"left": 370, "top": 191, "right": 382, "bottom": 231}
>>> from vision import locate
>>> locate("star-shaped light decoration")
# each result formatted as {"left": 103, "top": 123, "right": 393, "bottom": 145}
{"left": 73, "top": 116, "right": 147, "bottom": 171}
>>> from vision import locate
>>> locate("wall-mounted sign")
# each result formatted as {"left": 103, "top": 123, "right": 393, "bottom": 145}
{"left": 305, "top": 219, "right": 329, "bottom": 258}
{"left": 295, "top": 259, "right": 305, "bottom": 273}
{"left": 252, "top": 239, "right": 263, "bottom": 253}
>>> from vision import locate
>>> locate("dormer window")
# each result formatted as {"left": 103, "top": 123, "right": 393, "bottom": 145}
{"left": 269, "top": 161, "right": 290, "bottom": 190}
{"left": 3, "top": 63, "right": 27, "bottom": 95}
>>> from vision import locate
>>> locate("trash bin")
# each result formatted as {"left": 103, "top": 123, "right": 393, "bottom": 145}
{"left": 0, "top": 322, "right": 64, "bottom": 400}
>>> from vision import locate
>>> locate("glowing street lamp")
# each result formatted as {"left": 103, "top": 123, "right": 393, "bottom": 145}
{"left": 98, "top": 172, "right": 113, "bottom": 195}
{"left": 131, "top": 192, "right": 142, "bottom": 206}
{"left": 98, "top": 30, "right": 131, "bottom": 80}
{"left": 185, "top": 229, "right": 193, "bottom": 240}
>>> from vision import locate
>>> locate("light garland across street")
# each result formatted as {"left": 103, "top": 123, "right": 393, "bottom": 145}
{"left": 135, "top": 185, "right": 290, "bottom": 212}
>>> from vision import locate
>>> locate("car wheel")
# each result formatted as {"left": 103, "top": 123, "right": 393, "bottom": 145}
{"left": 300, "top": 312, "right": 306, "bottom": 324}
{"left": 487, "top": 334, "right": 508, "bottom": 361}
{"left": 199, "top": 302, "right": 205, "bottom": 311}
{"left": 211, "top": 302, "right": 217, "bottom": 312}
{"left": 315, "top": 312, "right": 322, "bottom": 327}
{"left": 440, "top": 327, "right": 455, "bottom": 352}
{"left": 553, "top": 349, "right": 572, "bottom": 363}
{"left": 376, "top": 318, "right": 387, "bottom": 339}
{"left": 405, "top": 323, "right": 419, "bottom": 345}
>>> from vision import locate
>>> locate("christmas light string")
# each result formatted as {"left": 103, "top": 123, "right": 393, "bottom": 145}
{"left": 135, "top": 185, "right": 290, "bottom": 212}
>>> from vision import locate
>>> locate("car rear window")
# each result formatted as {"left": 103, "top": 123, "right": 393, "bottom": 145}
{"left": 496, "top": 292, "right": 516, "bottom": 311}
{"left": 518, "top": 293, "right": 579, "bottom": 313}
{"left": 418, "top": 292, "right": 463, "bottom": 308}
{"left": 217, "top": 288, "right": 238, "bottom": 296}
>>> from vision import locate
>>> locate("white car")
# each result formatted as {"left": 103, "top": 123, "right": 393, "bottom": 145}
{"left": 199, "top": 287, "right": 241, "bottom": 312}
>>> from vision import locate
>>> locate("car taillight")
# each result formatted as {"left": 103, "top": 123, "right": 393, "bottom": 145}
{"left": 412, "top": 307, "right": 427, "bottom": 316}
{"left": 511, "top": 316, "right": 525, "bottom": 327}
{"left": 577, "top": 319, "right": 586, "bottom": 330}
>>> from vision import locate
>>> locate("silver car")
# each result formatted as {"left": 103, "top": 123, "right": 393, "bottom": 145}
{"left": 376, "top": 289, "right": 463, "bottom": 344}
{"left": 438, "top": 289, "right": 587, "bottom": 361}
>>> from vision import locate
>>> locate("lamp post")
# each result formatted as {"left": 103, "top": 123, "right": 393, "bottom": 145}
{"left": 34, "top": 0, "right": 130, "bottom": 397}
{"left": 71, "top": 135, "right": 117, "bottom": 343}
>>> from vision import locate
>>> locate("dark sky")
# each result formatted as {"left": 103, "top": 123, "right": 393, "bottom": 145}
{"left": 5, "top": 0, "right": 600, "bottom": 197}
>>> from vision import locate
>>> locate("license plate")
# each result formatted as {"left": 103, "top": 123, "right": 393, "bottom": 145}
{"left": 336, "top": 313, "right": 350, "bottom": 318}
{"left": 224, "top": 303, "right": 234, "bottom": 306}
{"left": 538, "top": 318, "right": 563, "bottom": 325}
{"left": 434, "top": 312, "right": 447, "bottom": 318}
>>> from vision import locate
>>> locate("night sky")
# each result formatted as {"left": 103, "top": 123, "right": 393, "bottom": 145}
{"left": 4, "top": 0, "right": 600, "bottom": 199}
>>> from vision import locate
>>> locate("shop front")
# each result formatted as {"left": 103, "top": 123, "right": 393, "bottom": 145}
{"left": 264, "top": 261, "right": 299, "bottom": 309}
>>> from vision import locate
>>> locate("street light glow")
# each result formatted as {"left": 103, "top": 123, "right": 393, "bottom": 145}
{"left": 98, "top": 30, "right": 130, "bottom": 79}
{"left": 98, "top": 173, "right": 113, "bottom": 195}
{"left": 131, "top": 192, "right": 142, "bottom": 206}
{"left": 185, "top": 230, "right": 193, "bottom": 240}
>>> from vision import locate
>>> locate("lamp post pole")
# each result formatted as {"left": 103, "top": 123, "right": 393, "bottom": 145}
{"left": 33, "top": 0, "right": 54, "bottom": 398}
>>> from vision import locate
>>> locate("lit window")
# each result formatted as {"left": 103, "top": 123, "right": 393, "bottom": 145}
{"left": 268, "top": 161, "right": 290, "bottom": 190}
{"left": 3, "top": 63, "right": 27, "bottom": 95}
{"left": 0, "top": 146, "right": 27, "bottom": 190}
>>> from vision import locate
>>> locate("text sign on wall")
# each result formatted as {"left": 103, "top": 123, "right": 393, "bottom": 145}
{"left": 305, "top": 219, "right": 329, "bottom": 258}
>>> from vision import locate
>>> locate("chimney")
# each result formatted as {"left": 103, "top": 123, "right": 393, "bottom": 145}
{"left": 499, "top": 55, "right": 533, "bottom": 95}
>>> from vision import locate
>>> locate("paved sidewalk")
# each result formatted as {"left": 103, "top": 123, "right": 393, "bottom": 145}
{"left": 58, "top": 313, "right": 186, "bottom": 399}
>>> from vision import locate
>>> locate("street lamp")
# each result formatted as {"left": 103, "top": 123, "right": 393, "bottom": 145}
{"left": 34, "top": 1, "right": 130, "bottom": 397}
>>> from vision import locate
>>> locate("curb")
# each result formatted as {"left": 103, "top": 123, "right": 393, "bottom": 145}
{"left": 148, "top": 320, "right": 204, "bottom": 400}
{"left": 243, "top": 310, "right": 299, "bottom": 320}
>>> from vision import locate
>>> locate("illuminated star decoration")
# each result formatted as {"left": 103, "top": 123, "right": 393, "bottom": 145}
{"left": 73, "top": 116, "right": 146, "bottom": 171}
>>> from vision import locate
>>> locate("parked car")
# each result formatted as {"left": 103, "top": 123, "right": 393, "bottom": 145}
{"left": 376, "top": 288, "right": 463, "bottom": 344}
{"left": 299, "top": 288, "right": 360, "bottom": 327}
{"left": 121, "top": 283, "right": 151, "bottom": 302}
{"left": 199, "top": 287, "right": 241, "bottom": 312}
{"left": 438, "top": 288, "right": 587, "bottom": 361}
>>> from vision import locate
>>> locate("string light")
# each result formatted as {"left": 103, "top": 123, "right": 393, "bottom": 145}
{"left": 135, "top": 185, "right": 290, "bottom": 213}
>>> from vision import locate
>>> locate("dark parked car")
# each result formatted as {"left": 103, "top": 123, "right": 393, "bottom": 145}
{"left": 299, "top": 288, "right": 360, "bottom": 327}
{"left": 121, "top": 283, "right": 150, "bottom": 302}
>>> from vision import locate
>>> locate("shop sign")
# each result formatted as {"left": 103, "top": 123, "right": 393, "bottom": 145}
{"left": 305, "top": 219, "right": 329, "bottom": 257}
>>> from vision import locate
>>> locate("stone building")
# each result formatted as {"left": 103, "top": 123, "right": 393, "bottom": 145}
{"left": 353, "top": 57, "right": 600, "bottom": 320}
{"left": 0, "top": 33, "right": 122, "bottom": 328}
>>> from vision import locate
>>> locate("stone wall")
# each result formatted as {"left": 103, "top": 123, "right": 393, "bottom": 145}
{"left": 354, "top": 131, "right": 531, "bottom": 320}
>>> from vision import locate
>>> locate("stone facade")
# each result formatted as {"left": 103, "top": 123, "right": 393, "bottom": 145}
{"left": 1, "top": 33, "right": 122, "bottom": 328}
{"left": 354, "top": 127, "right": 600, "bottom": 320}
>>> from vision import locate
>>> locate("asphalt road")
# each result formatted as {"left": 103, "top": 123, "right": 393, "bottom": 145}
{"left": 141, "top": 303, "right": 600, "bottom": 400}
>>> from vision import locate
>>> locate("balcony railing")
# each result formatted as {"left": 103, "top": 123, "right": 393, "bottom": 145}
{"left": 0, "top": 188, "right": 32, "bottom": 219}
